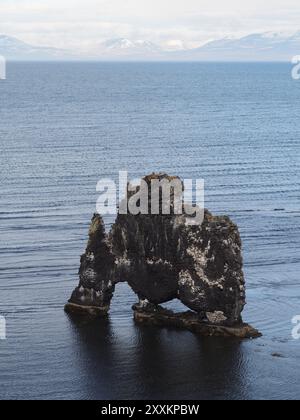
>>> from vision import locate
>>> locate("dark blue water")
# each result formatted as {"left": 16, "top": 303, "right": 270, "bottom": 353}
{"left": 0, "top": 62, "right": 300, "bottom": 400}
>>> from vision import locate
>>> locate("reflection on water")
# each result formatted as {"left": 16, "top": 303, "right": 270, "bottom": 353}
{"left": 67, "top": 311, "right": 247, "bottom": 400}
{"left": 62, "top": 284, "right": 299, "bottom": 401}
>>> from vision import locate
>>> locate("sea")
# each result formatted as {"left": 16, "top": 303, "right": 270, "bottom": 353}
{"left": 0, "top": 62, "right": 300, "bottom": 400}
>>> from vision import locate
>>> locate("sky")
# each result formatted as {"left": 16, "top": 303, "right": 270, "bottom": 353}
{"left": 0, "top": 0, "right": 300, "bottom": 50}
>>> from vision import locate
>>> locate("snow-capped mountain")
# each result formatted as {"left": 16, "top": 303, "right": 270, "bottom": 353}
{"left": 177, "top": 32, "right": 300, "bottom": 61}
{"left": 1, "top": 32, "right": 300, "bottom": 61}
{"left": 103, "top": 38, "right": 161, "bottom": 51}
{"left": 0, "top": 35, "right": 69, "bottom": 60}
{"left": 92, "top": 32, "right": 300, "bottom": 61}
{"left": 96, "top": 38, "right": 163, "bottom": 59}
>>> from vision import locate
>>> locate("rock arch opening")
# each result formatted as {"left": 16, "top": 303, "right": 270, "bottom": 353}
{"left": 65, "top": 174, "right": 261, "bottom": 339}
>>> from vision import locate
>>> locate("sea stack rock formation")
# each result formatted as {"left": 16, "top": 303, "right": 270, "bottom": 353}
{"left": 65, "top": 174, "right": 261, "bottom": 339}
{"left": 65, "top": 214, "right": 116, "bottom": 317}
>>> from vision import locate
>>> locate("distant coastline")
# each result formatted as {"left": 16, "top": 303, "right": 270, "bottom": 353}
{"left": 1, "top": 32, "right": 300, "bottom": 62}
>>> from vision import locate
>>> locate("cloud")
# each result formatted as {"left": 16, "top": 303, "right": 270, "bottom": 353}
{"left": 0, "top": 0, "right": 299, "bottom": 49}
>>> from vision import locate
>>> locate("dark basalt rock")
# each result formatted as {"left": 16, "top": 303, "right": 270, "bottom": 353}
{"left": 65, "top": 173, "right": 260, "bottom": 338}
{"left": 65, "top": 214, "right": 115, "bottom": 316}
{"left": 133, "top": 302, "right": 262, "bottom": 339}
